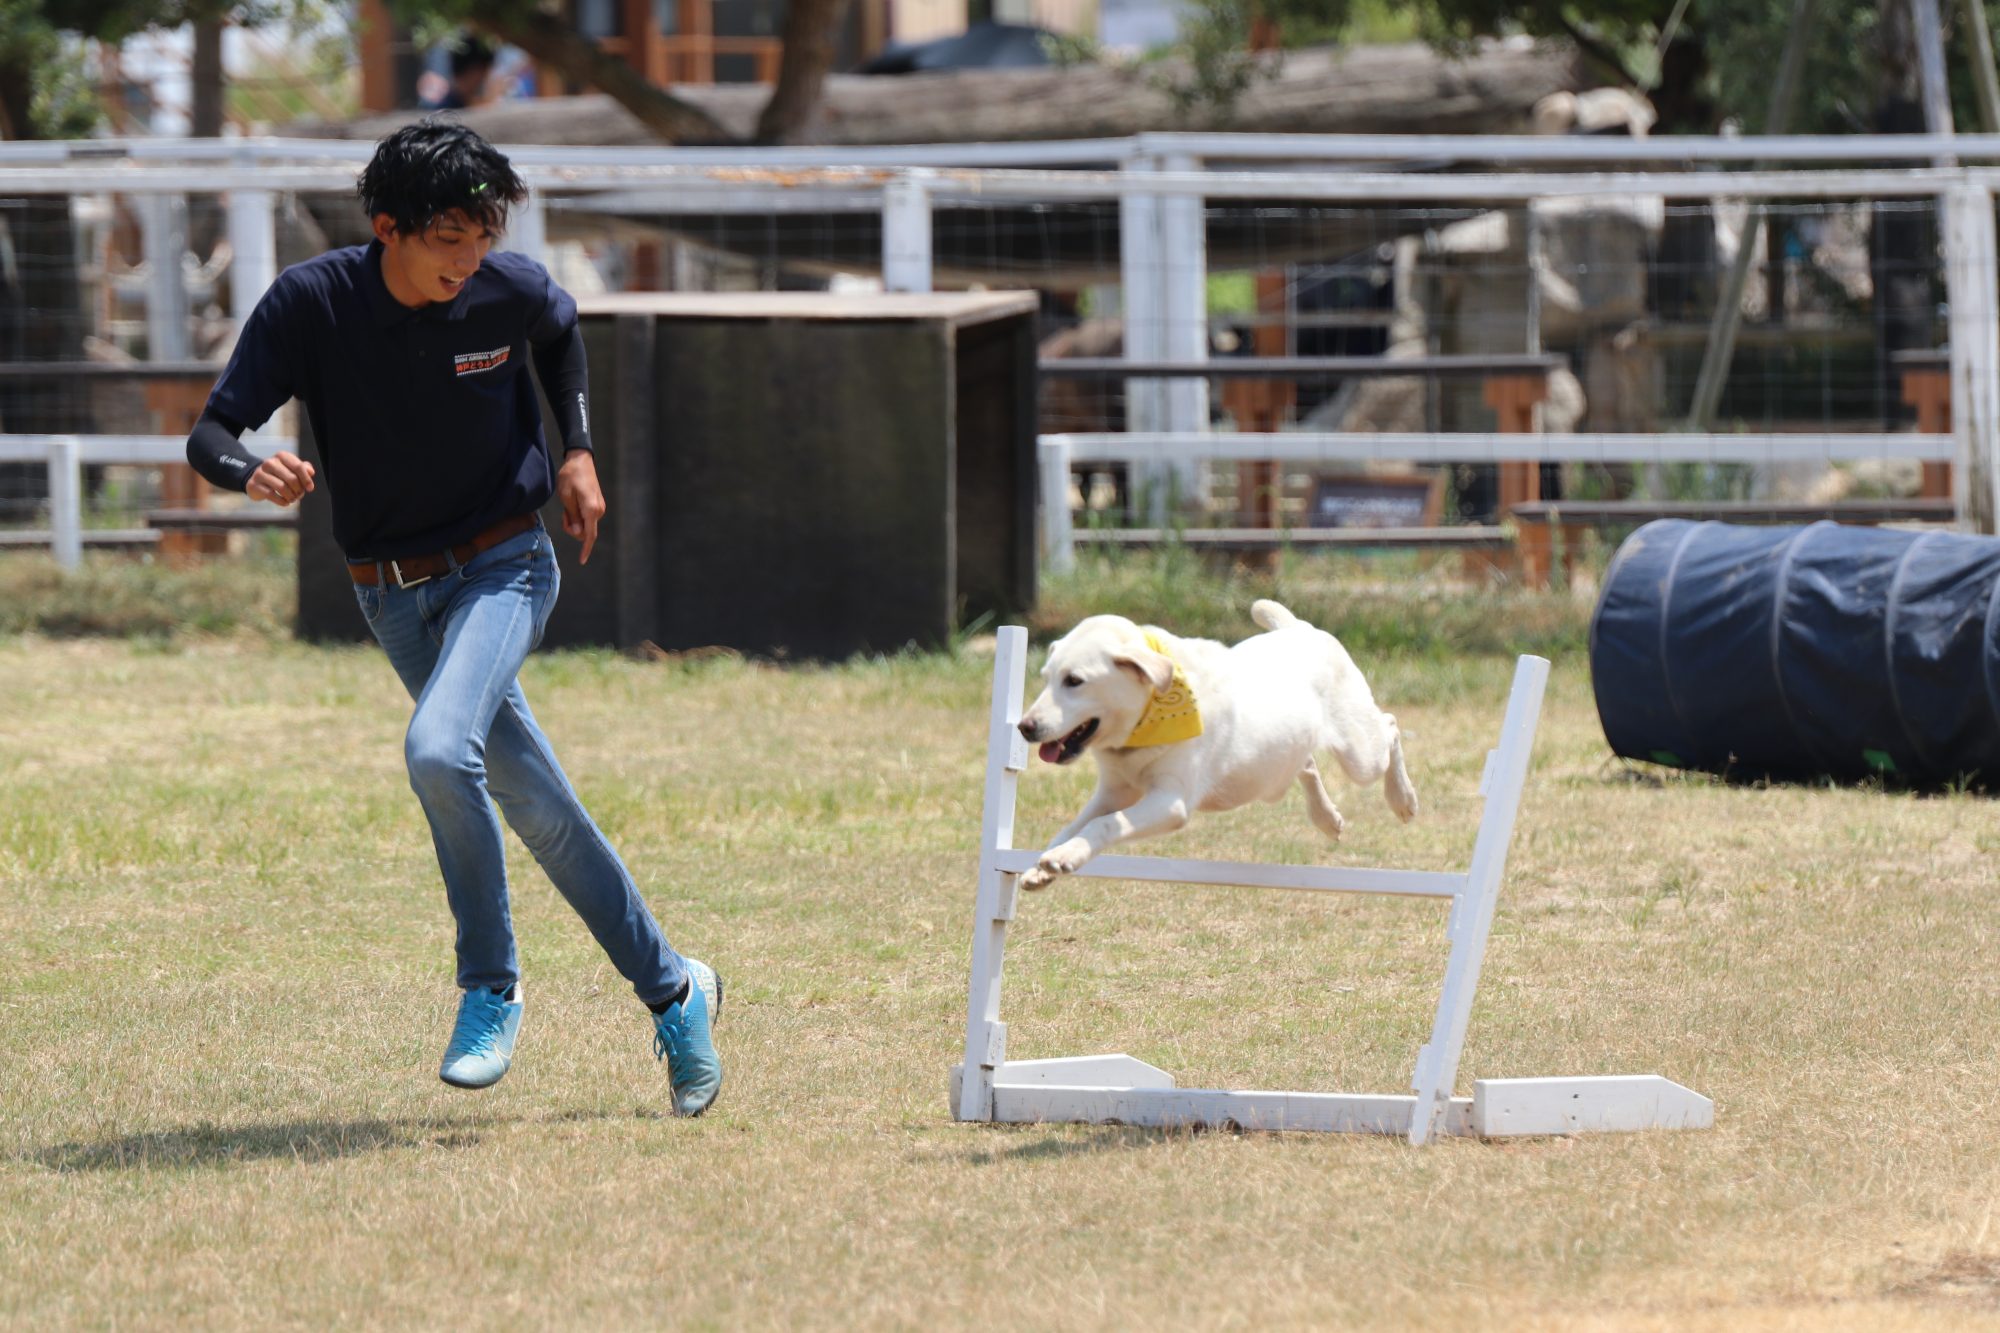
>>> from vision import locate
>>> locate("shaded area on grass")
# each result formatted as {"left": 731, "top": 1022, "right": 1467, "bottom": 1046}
{"left": 1889, "top": 1252, "right": 2000, "bottom": 1308}
{"left": 28, "top": 1105, "right": 662, "bottom": 1172}
{"left": 927, "top": 1124, "right": 1189, "bottom": 1166}
{"left": 31, "top": 1116, "right": 493, "bottom": 1172}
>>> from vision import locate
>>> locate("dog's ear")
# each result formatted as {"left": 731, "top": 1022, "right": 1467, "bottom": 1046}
{"left": 1112, "top": 641, "right": 1175, "bottom": 694}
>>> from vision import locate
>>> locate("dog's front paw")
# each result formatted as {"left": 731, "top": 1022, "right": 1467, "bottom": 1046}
{"left": 1042, "top": 838, "right": 1091, "bottom": 875}
{"left": 1019, "top": 864, "right": 1059, "bottom": 892}
{"left": 1021, "top": 839, "right": 1091, "bottom": 891}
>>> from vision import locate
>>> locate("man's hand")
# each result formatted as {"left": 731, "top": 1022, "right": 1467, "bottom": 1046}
{"left": 556, "top": 448, "right": 606, "bottom": 565}
{"left": 248, "top": 452, "right": 316, "bottom": 506}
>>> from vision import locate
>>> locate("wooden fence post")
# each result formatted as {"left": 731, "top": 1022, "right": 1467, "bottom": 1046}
{"left": 1220, "top": 271, "right": 1293, "bottom": 565}
{"left": 1484, "top": 373, "right": 1548, "bottom": 584}
{"left": 1901, "top": 366, "right": 1954, "bottom": 501}
{"left": 144, "top": 379, "right": 227, "bottom": 560}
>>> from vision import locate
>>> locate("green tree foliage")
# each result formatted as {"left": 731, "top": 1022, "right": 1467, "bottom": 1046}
{"left": 1, "top": 0, "right": 317, "bottom": 139}
{"left": 0, "top": 0, "right": 104, "bottom": 137}
{"left": 1406, "top": 0, "right": 1888, "bottom": 132}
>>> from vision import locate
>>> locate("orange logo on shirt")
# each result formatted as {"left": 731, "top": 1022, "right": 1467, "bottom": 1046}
{"left": 453, "top": 345, "right": 511, "bottom": 376}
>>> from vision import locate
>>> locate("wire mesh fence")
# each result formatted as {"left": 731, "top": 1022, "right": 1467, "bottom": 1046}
{"left": 0, "top": 144, "right": 1982, "bottom": 570}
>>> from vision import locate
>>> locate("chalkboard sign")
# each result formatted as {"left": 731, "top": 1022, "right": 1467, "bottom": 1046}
{"left": 1308, "top": 472, "right": 1443, "bottom": 529}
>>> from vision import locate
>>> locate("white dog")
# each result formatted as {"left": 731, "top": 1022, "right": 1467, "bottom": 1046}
{"left": 1015, "top": 600, "right": 1417, "bottom": 891}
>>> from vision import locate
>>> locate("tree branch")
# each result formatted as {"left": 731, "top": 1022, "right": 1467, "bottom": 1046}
{"left": 473, "top": 3, "right": 738, "bottom": 143}
{"left": 753, "top": 0, "right": 854, "bottom": 143}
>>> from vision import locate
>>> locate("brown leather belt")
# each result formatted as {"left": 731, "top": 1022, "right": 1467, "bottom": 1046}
{"left": 348, "top": 512, "right": 540, "bottom": 588}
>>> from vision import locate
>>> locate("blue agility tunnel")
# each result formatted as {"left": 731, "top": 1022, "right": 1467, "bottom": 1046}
{"left": 1590, "top": 519, "right": 2000, "bottom": 787}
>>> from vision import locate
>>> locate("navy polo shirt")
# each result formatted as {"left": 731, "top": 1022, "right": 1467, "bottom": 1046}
{"left": 206, "top": 240, "right": 588, "bottom": 560}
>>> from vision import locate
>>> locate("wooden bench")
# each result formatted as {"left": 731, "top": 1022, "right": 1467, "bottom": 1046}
{"left": 1508, "top": 498, "right": 1959, "bottom": 585}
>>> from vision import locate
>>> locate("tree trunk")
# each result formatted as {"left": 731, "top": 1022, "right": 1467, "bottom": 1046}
{"left": 0, "top": 47, "right": 85, "bottom": 362}
{"left": 1872, "top": 0, "right": 1936, "bottom": 429}
{"left": 474, "top": 2, "right": 738, "bottom": 143}
{"left": 1651, "top": 27, "right": 1716, "bottom": 134}
{"left": 0, "top": 56, "right": 90, "bottom": 514}
{"left": 753, "top": 0, "right": 856, "bottom": 143}
{"left": 191, "top": 17, "right": 226, "bottom": 136}
{"left": 0, "top": 55, "right": 32, "bottom": 141}
{"left": 1650, "top": 30, "right": 1720, "bottom": 322}
{"left": 189, "top": 17, "right": 227, "bottom": 263}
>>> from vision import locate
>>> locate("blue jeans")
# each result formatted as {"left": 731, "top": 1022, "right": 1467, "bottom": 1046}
{"left": 353, "top": 520, "right": 687, "bottom": 1007}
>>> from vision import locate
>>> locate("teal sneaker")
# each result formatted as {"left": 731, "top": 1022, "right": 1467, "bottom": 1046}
{"left": 440, "top": 983, "right": 523, "bottom": 1089}
{"left": 652, "top": 960, "right": 723, "bottom": 1117}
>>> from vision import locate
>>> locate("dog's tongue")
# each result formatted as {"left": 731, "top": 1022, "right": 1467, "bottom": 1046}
{"left": 1039, "top": 740, "right": 1062, "bottom": 764}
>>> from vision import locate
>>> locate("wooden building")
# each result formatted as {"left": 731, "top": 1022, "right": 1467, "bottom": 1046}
{"left": 352, "top": 0, "right": 1098, "bottom": 112}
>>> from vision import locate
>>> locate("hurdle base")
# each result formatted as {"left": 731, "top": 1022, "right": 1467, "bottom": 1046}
{"left": 952, "top": 1058, "right": 1712, "bottom": 1139}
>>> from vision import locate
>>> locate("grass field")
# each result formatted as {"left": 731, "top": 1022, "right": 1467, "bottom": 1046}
{"left": 2, "top": 551, "right": 1997, "bottom": 1330}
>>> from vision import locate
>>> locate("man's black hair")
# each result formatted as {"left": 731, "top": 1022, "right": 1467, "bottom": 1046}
{"left": 357, "top": 119, "right": 526, "bottom": 236}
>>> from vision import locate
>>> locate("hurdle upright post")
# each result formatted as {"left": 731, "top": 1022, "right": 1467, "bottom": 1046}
{"left": 1407, "top": 653, "right": 1549, "bottom": 1145}
{"left": 956, "top": 625, "right": 1031, "bottom": 1122}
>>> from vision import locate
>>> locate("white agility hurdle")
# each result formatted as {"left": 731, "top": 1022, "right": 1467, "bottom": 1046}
{"left": 952, "top": 627, "right": 1713, "bottom": 1144}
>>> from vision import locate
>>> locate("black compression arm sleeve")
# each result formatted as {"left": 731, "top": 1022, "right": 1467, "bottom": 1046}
{"left": 530, "top": 322, "right": 593, "bottom": 454}
{"left": 186, "top": 408, "right": 260, "bottom": 492}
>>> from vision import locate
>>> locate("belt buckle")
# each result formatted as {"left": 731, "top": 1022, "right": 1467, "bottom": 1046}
{"left": 389, "top": 559, "right": 432, "bottom": 590}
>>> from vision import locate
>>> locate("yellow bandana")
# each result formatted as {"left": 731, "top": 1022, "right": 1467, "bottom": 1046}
{"left": 1122, "top": 632, "right": 1204, "bottom": 748}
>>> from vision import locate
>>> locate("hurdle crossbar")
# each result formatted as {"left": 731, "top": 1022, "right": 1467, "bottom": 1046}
{"left": 952, "top": 627, "right": 1713, "bottom": 1145}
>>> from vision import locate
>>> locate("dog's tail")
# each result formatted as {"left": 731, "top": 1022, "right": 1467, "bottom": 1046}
{"left": 1382, "top": 715, "right": 1419, "bottom": 822}
{"left": 1251, "top": 599, "right": 1300, "bottom": 632}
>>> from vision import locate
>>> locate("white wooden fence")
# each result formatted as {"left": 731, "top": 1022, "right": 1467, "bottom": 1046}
{"left": 3, "top": 132, "right": 1998, "bottom": 564}
{"left": 1035, "top": 431, "right": 1963, "bottom": 572}
{"left": 0, "top": 434, "right": 292, "bottom": 569}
